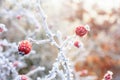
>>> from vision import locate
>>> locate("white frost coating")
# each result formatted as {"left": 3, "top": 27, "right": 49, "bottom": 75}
{"left": 85, "top": 25, "right": 90, "bottom": 31}
{"left": 0, "top": 23, "right": 8, "bottom": 32}
{"left": 0, "top": 0, "right": 92, "bottom": 80}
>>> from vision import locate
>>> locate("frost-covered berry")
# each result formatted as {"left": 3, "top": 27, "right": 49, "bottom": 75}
{"left": 14, "top": 75, "right": 28, "bottom": 80}
{"left": 103, "top": 71, "right": 113, "bottom": 80}
{"left": 13, "top": 61, "right": 19, "bottom": 67}
{"left": 16, "top": 15, "right": 22, "bottom": 20}
{"left": 74, "top": 41, "right": 80, "bottom": 48}
{"left": 0, "top": 24, "right": 7, "bottom": 32}
{"left": 74, "top": 41, "right": 84, "bottom": 48}
{"left": 80, "top": 69, "right": 88, "bottom": 76}
{"left": 75, "top": 25, "right": 88, "bottom": 37}
{"left": 21, "top": 75, "right": 28, "bottom": 80}
{"left": 0, "top": 27, "right": 3, "bottom": 32}
{"left": 18, "top": 40, "right": 32, "bottom": 55}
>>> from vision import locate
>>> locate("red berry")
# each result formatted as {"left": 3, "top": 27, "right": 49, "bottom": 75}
{"left": 18, "top": 40, "right": 32, "bottom": 55}
{"left": 103, "top": 71, "right": 113, "bottom": 80}
{"left": 80, "top": 69, "right": 88, "bottom": 76}
{"left": 21, "top": 75, "right": 28, "bottom": 80}
{"left": 13, "top": 61, "right": 19, "bottom": 67}
{"left": 74, "top": 41, "right": 80, "bottom": 48}
{"left": 0, "top": 24, "right": 7, "bottom": 32}
{"left": 0, "top": 27, "right": 3, "bottom": 32}
{"left": 75, "top": 26, "right": 88, "bottom": 37}
{"left": 16, "top": 15, "right": 22, "bottom": 20}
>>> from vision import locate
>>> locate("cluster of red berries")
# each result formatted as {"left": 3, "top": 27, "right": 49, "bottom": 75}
{"left": 74, "top": 25, "right": 89, "bottom": 48}
{"left": 18, "top": 40, "right": 32, "bottom": 55}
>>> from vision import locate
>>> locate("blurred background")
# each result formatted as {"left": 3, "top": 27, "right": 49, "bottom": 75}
{"left": 0, "top": 0, "right": 120, "bottom": 80}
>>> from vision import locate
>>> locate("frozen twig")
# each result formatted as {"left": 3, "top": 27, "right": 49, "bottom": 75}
{"left": 36, "top": 0, "right": 59, "bottom": 49}
{"left": 35, "top": 0, "right": 73, "bottom": 80}
{"left": 26, "top": 66, "right": 45, "bottom": 76}
{"left": 0, "top": 53, "right": 19, "bottom": 80}
{"left": 28, "top": 38, "right": 50, "bottom": 44}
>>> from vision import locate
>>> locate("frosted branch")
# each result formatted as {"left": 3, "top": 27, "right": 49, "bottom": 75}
{"left": 26, "top": 66, "right": 45, "bottom": 76}
{"left": 36, "top": 0, "right": 59, "bottom": 48}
